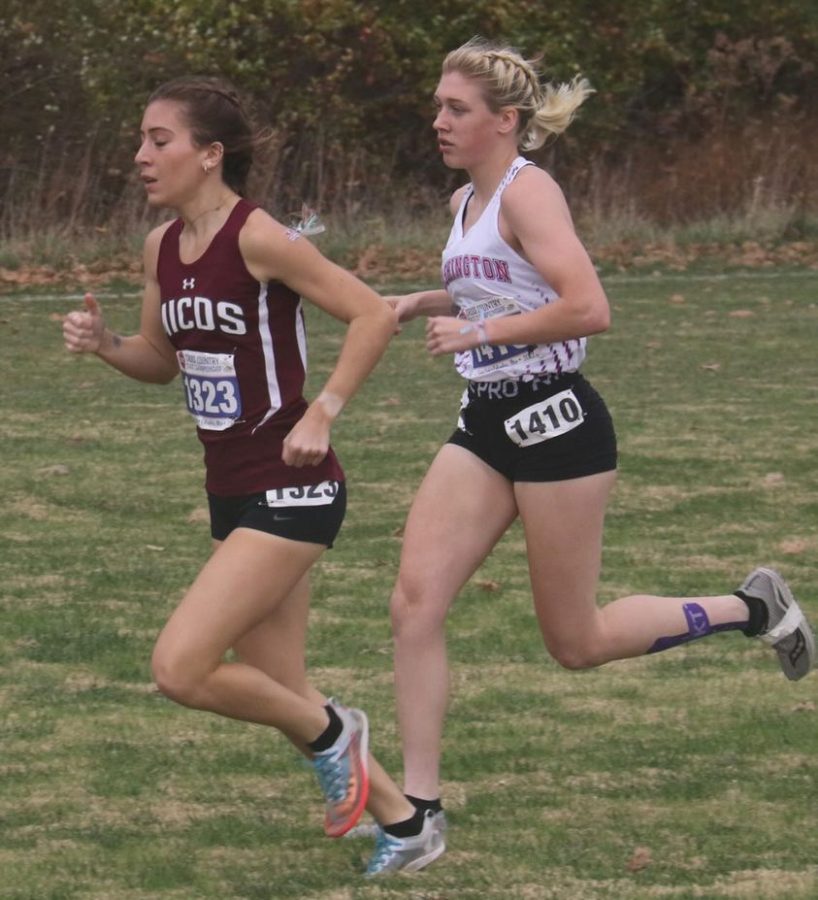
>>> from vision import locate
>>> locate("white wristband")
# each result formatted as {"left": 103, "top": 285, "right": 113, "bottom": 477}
{"left": 316, "top": 391, "right": 344, "bottom": 419}
{"left": 459, "top": 321, "right": 489, "bottom": 345}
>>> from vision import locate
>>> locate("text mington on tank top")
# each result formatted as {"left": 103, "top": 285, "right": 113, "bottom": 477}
{"left": 442, "top": 254, "right": 512, "bottom": 287}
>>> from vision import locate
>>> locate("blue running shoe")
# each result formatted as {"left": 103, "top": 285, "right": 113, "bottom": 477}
{"left": 312, "top": 703, "right": 369, "bottom": 837}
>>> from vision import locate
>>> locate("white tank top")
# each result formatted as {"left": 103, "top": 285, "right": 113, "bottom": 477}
{"left": 441, "top": 156, "right": 586, "bottom": 382}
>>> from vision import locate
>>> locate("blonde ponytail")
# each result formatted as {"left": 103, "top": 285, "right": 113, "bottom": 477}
{"left": 524, "top": 76, "right": 594, "bottom": 149}
{"left": 442, "top": 37, "right": 593, "bottom": 150}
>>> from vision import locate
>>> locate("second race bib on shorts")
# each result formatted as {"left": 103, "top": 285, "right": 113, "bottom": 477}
{"left": 177, "top": 349, "right": 242, "bottom": 431}
{"left": 263, "top": 481, "right": 341, "bottom": 507}
{"left": 504, "top": 389, "right": 585, "bottom": 447}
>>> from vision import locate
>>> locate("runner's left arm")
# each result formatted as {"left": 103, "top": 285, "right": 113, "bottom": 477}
{"left": 240, "top": 211, "right": 397, "bottom": 466}
{"left": 426, "top": 168, "right": 610, "bottom": 356}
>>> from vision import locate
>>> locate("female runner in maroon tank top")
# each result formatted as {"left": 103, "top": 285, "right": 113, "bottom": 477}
{"left": 61, "top": 76, "right": 426, "bottom": 868}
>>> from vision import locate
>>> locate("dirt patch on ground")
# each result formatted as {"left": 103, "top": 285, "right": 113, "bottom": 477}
{"left": 0, "top": 258, "right": 142, "bottom": 290}
{"left": 2, "top": 240, "right": 817, "bottom": 292}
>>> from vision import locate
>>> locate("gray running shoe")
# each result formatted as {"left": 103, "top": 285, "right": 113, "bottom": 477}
{"left": 364, "top": 810, "right": 446, "bottom": 877}
{"left": 739, "top": 567, "right": 815, "bottom": 681}
{"left": 346, "top": 809, "right": 447, "bottom": 840}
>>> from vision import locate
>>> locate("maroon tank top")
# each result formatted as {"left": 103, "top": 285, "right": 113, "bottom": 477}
{"left": 157, "top": 198, "right": 344, "bottom": 494}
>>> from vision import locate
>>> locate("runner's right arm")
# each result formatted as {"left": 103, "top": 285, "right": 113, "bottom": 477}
{"left": 62, "top": 225, "right": 178, "bottom": 384}
{"left": 383, "top": 184, "right": 468, "bottom": 323}
{"left": 385, "top": 289, "right": 454, "bottom": 323}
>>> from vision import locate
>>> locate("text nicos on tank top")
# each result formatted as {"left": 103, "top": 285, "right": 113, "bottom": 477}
{"left": 161, "top": 295, "right": 248, "bottom": 336}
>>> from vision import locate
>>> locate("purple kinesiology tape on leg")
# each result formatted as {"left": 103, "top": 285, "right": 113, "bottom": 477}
{"left": 647, "top": 602, "right": 747, "bottom": 654}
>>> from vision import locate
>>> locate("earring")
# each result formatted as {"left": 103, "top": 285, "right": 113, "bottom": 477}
{"left": 202, "top": 162, "right": 211, "bottom": 173}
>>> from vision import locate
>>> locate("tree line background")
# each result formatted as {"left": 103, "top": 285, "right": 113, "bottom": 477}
{"left": 1, "top": 0, "right": 816, "bottom": 240}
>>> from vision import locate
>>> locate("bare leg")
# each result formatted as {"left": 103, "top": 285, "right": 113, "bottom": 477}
{"left": 151, "top": 527, "right": 330, "bottom": 742}
{"left": 391, "top": 445, "right": 518, "bottom": 800}
{"left": 234, "top": 574, "right": 414, "bottom": 826}
{"left": 514, "top": 473, "right": 749, "bottom": 669}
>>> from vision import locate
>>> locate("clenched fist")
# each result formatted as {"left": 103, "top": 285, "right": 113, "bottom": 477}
{"left": 63, "top": 293, "right": 105, "bottom": 353}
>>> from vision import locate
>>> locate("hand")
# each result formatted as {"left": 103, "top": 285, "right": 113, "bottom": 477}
{"left": 425, "top": 316, "right": 485, "bottom": 356}
{"left": 384, "top": 293, "right": 420, "bottom": 325}
{"left": 63, "top": 293, "right": 105, "bottom": 353}
{"left": 382, "top": 297, "right": 403, "bottom": 334}
{"left": 282, "top": 404, "right": 331, "bottom": 467}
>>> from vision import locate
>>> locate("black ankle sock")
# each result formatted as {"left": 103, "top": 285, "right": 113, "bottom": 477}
{"left": 384, "top": 806, "right": 426, "bottom": 838}
{"left": 307, "top": 704, "right": 343, "bottom": 753}
{"left": 736, "top": 590, "right": 769, "bottom": 637}
{"left": 405, "top": 794, "right": 443, "bottom": 815}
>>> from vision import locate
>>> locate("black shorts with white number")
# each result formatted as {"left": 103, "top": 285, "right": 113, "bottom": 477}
{"left": 208, "top": 479, "right": 346, "bottom": 546}
{"left": 446, "top": 372, "right": 617, "bottom": 482}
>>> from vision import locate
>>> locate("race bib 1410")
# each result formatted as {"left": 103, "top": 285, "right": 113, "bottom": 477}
{"left": 504, "top": 388, "right": 585, "bottom": 447}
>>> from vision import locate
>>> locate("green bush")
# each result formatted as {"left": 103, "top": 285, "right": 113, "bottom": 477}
{"left": 1, "top": 0, "right": 816, "bottom": 232}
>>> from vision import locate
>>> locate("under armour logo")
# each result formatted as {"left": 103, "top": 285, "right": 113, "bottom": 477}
{"left": 182, "top": 278, "right": 195, "bottom": 290}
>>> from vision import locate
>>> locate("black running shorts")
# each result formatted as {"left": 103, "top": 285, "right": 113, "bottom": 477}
{"left": 207, "top": 479, "right": 347, "bottom": 546}
{"left": 446, "top": 372, "right": 617, "bottom": 482}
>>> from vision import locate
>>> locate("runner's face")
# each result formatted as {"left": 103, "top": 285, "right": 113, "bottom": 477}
{"left": 433, "top": 72, "right": 505, "bottom": 169}
{"left": 135, "top": 100, "right": 209, "bottom": 207}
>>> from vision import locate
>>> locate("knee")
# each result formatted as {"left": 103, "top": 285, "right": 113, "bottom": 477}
{"left": 545, "top": 637, "right": 603, "bottom": 671}
{"left": 390, "top": 579, "right": 448, "bottom": 641}
{"left": 151, "top": 646, "right": 204, "bottom": 707}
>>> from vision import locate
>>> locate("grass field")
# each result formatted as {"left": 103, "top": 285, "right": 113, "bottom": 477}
{"left": 2, "top": 269, "right": 818, "bottom": 899}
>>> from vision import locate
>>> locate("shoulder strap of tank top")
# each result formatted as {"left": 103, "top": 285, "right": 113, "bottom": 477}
{"left": 219, "top": 197, "right": 256, "bottom": 240}
{"left": 496, "top": 156, "right": 534, "bottom": 200}
{"left": 156, "top": 217, "right": 184, "bottom": 274}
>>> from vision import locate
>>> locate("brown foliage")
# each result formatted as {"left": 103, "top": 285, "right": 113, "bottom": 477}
{"left": 0, "top": 1, "right": 816, "bottom": 236}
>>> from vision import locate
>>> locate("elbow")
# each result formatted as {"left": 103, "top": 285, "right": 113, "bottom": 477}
{"left": 383, "top": 302, "right": 399, "bottom": 332}
{"left": 374, "top": 302, "right": 399, "bottom": 339}
{"left": 582, "top": 301, "right": 611, "bottom": 336}
{"left": 591, "top": 307, "right": 611, "bottom": 335}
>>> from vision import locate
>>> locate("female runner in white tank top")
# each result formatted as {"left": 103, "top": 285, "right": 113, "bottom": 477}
{"left": 380, "top": 37, "right": 814, "bottom": 861}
